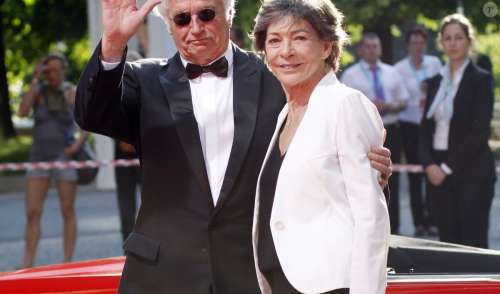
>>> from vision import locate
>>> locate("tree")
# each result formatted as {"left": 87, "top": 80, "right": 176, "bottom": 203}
{"left": 335, "top": 0, "right": 499, "bottom": 63}
{"left": 0, "top": 0, "right": 88, "bottom": 138}
{"left": 233, "top": 0, "right": 499, "bottom": 62}
{"left": 0, "top": 0, "right": 15, "bottom": 138}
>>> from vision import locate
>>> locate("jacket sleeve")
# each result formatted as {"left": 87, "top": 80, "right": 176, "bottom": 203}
{"left": 418, "top": 77, "right": 439, "bottom": 168}
{"left": 335, "top": 92, "right": 390, "bottom": 294}
{"left": 444, "top": 72, "right": 494, "bottom": 172}
{"left": 74, "top": 41, "right": 140, "bottom": 146}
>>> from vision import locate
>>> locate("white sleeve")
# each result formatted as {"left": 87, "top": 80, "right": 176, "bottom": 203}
{"left": 101, "top": 60, "right": 121, "bottom": 71}
{"left": 335, "top": 92, "right": 390, "bottom": 294}
{"left": 340, "top": 69, "right": 355, "bottom": 88}
{"left": 395, "top": 70, "right": 410, "bottom": 101}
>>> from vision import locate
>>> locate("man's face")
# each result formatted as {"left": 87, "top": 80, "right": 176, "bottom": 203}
{"left": 408, "top": 34, "right": 426, "bottom": 58}
{"left": 358, "top": 37, "right": 382, "bottom": 64}
{"left": 167, "top": 0, "right": 231, "bottom": 65}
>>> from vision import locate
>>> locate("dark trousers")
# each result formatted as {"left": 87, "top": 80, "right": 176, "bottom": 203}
{"left": 384, "top": 123, "right": 402, "bottom": 234}
{"left": 427, "top": 150, "right": 495, "bottom": 248}
{"left": 264, "top": 269, "right": 349, "bottom": 294}
{"left": 400, "top": 121, "right": 431, "bottom": 228}
{"left": 115, "top": 166, "right": 141, "bottom": 242}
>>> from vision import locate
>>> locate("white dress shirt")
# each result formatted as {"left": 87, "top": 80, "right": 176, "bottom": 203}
{"left": 427, "top": 59, "right": 470, "bottom": 151}
{"left": 102, "top": 45, "right": 235, "bottom": 205}
{"left": 341, "top": 60, "right": 409, "bottom": 126}
{"left": 395, "top": 55, "right": 442, "bottom": 124}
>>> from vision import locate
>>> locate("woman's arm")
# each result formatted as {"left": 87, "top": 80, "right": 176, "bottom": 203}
{"left": 418, "top": 78, "right": 439, "bottom": 168}
{"left": 335, "top": 92, "right": 390, "bottom": 294}
{"left": 19, "top": 63, "right": 43, "bottom": 117}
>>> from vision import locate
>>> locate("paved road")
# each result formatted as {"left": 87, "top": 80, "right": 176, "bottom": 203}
{"left": 0, "top": 173, "right": 499, "bottom": 272}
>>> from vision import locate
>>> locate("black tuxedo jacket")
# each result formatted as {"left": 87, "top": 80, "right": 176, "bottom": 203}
{"left": 419, "top": 61, "right": 496, "bottom": 181}
{"left": 75, "top": 44, "right": 285, "bottom": 294}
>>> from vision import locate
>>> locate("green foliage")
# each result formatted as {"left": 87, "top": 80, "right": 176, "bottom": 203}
{"left": 1, "top": 0, "right": 89, "bottom": 105}
{"left": 0, "top": 135, "right": 31, "bottom": 163}
{"left": 233, "top": 0, "right": 261, "bottom": 49}
{"left": 476, "top": 32, "right": 500, "bottom": 99}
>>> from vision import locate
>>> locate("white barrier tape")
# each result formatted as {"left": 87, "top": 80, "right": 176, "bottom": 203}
{"left": 0, "top": 159, "right": 140, "bottom": 172}
{"left": 393, "top": 164, "right": 423, "bottom": 173}
{"left": 1, "top": 161, "right": 499, "bottom": 174}
{"left": 394, "top": 164, "right": 500, "bottom": 174}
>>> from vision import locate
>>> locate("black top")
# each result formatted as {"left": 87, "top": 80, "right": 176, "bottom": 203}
{"left": 258, "top": 136, "right": 285, "bottom": 274}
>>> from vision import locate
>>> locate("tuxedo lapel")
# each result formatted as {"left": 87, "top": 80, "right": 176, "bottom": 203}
{"left": 213, "top": 47, "right": 261, "bottom": 214}
{"left": 158, "top": 53, "right": 213, "bottom": 206}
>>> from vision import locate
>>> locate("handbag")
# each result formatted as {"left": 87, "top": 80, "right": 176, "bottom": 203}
{"left": 74, "top": 143, "right": 99, "bottom": 185}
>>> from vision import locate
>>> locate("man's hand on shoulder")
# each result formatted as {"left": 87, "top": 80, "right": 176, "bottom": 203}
{"left": 368, "top": 147, "right": 392, "bottom": 188}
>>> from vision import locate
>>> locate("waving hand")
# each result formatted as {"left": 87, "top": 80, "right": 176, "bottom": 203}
{"left": 101, "top": 0, "right": 162, "bottom": 61}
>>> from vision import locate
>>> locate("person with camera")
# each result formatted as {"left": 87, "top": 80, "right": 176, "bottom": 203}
{"left": 18, "top": 53, "right": 88, "bottom": 268}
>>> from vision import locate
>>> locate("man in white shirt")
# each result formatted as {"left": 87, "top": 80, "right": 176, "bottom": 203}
{"left": 342, "top": 33, "right": 409, "bottom": 234}
{"left": 75, "top": 1, "right": 393, "bottom": 293}
{"left": 395, "top": 26, "right": 441, "bottom": 237}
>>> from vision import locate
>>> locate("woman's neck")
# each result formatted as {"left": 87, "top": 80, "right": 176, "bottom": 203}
{"left": 285, "top": 87, "right": 313, "bottom": 108}
{"left": 284, "top": 68, "right": 328, "bottom": 108}
{"left": 449, "top": 57, "right": 467, "bottom": 78}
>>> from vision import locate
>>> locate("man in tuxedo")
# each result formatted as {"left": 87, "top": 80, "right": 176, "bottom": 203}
{"left": 75, "top": 0, "right": 392, "bottom": 293}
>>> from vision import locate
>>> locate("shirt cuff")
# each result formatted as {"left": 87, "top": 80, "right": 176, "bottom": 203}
{"left": 440, "top": 163, "right": 453, "bottom": 175}
{"left": 101, "top": 60, "right": 121, "bottom": 71}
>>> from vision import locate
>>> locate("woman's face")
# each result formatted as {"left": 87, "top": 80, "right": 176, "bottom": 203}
{"left": 264, "top": 16, "right": 332, "bottom": 90}
{"left": 440, "top": 23, "right": 470, "bottom": 63}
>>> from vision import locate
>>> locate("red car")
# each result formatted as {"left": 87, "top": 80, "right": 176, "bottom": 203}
{"left": 1, "top": 236, "right": 500, "bottom": 293}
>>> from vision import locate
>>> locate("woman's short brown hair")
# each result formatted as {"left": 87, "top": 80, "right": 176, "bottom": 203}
{"left": 252, "top": 0, "right": 348, "bottom": 72}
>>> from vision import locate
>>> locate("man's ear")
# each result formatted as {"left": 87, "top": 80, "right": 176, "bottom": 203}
{"left": 227, "top": 8, "right": 234, "bottom": 26}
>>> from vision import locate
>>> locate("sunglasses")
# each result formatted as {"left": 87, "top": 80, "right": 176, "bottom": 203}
{"left": 173, "top": 8, "right": 216, "bottom": 27}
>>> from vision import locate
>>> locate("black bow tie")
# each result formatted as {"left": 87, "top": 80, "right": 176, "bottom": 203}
{"left": 185, "top": 56, "right": 229, "bottom": 79}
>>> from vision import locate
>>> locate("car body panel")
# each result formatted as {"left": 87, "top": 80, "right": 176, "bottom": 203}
{"left": 2, "top": 236, "right": 500, "bottom": 293}
{"left": 0, "top": 257, "right": 122, "bottom": 294}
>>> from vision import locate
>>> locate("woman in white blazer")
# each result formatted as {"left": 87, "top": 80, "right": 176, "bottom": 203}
{"left": 251, "top": 0, "right": 391, "bottom": 293}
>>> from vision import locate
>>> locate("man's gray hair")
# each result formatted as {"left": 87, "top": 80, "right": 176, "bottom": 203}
{"left": 154, "top": 0, "right": 236, "bottom": 31}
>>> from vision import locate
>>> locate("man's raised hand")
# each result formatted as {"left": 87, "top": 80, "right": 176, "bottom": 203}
{"left": 101, "top": 0, "right": 162, "bottom": 61}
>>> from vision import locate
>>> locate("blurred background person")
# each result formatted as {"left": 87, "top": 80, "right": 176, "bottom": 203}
{"left": 395, "top": 25, "right": 441, "bottom": 237}
{"left": 18, "top": 53, "right": 88, "bottom": 268}
{"left": 114, "top": 139, "right": 140, "bottom": 242}
{"left": 473, "top": 52, "right": 492, "bottom": 73}
{"left": 114, "top": 51, "right": 142, "bottom": 243}
{"left": 341, "top": 33, "right": 409, "bottom": 234}
{"left": 419, "top": 14, "right": 496, "bottom": 248}
{"left": 230, "top": 26, "right": 246, "bottom": 48}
